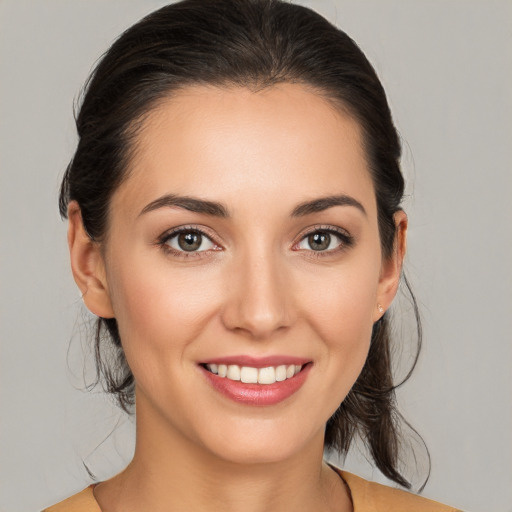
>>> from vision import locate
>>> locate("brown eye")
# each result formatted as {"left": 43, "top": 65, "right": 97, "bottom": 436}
{"left": 296, "top": 227, "right": 353, "bottom": 253}
{"left": 177, "top": 232, "right": 202, "bottom": 251}
{"left": 307, "top": 232, "right": 331, "bottom": 251}
{"left": 164, "top": 229, "right": 216, "bottom": 253}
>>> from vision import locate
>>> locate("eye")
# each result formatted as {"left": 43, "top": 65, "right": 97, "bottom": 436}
{"left": 164, "top": 229, "right": 216, "bottom": 253}
{"left": 296, "top": 228, "right": 353, "bottom": 252}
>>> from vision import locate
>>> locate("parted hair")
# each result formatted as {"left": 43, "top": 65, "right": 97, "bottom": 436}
{"left": 60, "top": 0, "right": 423, "bottom": 489}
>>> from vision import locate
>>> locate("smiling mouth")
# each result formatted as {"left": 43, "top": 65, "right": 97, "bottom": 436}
{"left": 200, "top": 360, "right": 312, "bottom": 405}
{"left": 202, "top": 363, "right": 305, "bottom": 385}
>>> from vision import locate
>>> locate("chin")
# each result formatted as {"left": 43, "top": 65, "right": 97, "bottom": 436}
{"left": 209, "top": 441, "right": 300, "bottom": 466}
{"left": 196, "top": 419, "right": 321, "bottom": 466}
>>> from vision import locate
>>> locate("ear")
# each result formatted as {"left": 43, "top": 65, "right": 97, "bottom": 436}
{"left": 374, "top": 210, "right": 408, "bottom": 321}
{"left": 67, "top": 201, "right": 115, "bottom": 318}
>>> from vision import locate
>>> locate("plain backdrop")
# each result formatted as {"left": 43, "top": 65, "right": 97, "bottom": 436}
{"left": 1, "top": 1, "right": 511, "bottom": 511}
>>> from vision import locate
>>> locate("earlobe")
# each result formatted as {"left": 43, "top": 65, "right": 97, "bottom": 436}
{"left": 375, "top": 210, "right": 408, "bottom": 320}
{"left": 67, "top": 201, "right": 115, "bottom": 318}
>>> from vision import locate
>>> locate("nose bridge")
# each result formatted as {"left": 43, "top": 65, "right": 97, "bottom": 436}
{"left": 222, "top": 241, "right": 291, "bottom": 338}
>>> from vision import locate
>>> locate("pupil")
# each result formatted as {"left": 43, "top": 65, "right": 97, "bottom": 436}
{"left": 309, "top": 232, "right": 330, "bottom": 251}
{"left": 178, "top": 232, "right": 201, "bottom": 251}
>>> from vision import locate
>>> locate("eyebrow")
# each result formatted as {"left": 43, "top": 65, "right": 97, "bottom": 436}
{"left": 139, "top": 193, "right": 366, "bottom": 219}
{"left": 139, "top": 194, "right": 229, "bottom": 218}
{"left": 291, "top": 194, "right": 366, "bottom": 217}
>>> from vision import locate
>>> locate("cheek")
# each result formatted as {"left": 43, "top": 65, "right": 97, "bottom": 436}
{"left": 294, "top": 255, "right": 381, "bottom": 402}
{"left": 106, "top": 253, "right": 223, "bottom": 368}
{"left": 298, "top": 260, "right": 380, "bottom": 344}
{"left": 316, "top": 282, "right": 375, "bottom": 379}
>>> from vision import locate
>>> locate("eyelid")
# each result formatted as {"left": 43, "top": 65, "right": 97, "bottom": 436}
{"left": 156, "top": 225, "right": 223, "bottom": 256}
{"left": 292, "top": 224, "right": 354, "bottom": 252}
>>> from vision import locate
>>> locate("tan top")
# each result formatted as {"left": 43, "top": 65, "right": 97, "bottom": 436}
{"left": 43, "top": 470, "right": 461, "bottom": 511}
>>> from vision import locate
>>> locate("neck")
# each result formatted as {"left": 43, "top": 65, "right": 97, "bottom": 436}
{"left": 93, "top": 393, "right": 352, "bottom": 512}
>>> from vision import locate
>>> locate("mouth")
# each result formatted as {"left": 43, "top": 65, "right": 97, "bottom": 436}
{"left": 202, "top": 363, "right": 304, "bottom": 385}
{"left": 199, "top": 359, "right": 312, "bottom": 406}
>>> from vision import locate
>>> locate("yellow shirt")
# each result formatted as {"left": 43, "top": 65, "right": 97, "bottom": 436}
{"left": 43, "top": 470, "right": 461, "bottom": 511}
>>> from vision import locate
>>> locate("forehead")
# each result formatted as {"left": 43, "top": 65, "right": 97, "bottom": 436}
{"left": 114, "top": 83, "right": 376, "bottom": 218}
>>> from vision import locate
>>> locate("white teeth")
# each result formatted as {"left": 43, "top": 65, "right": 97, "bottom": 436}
{"left": 226, "top": 365, "right": 241, "bottom": 381}
{"left": 258, "top": 366, "right": 276, "bottom": 384}
{"left": 275, "top": 365, "right": 287, "bottom": 382}
{"left": 217, "top": 364, "right": 227, "bottom": 377}
{"left": 240, "top": 366, "right": 258, "bottom": 383}
{"left": 206, "top": 363, "right": 304, "bottom": 385}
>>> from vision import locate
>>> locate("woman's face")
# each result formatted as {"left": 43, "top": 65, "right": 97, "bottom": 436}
{"left": 75, "top": 84, "right": 403, "bottom": 464}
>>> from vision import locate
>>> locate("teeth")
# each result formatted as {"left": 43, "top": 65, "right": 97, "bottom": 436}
{"left": 275, "top": 365, "right": 287, "bottom": 381}
{"left": 240, "top": 366, "right": 258, "bottom": 383}
{"left": 226, "top": 365, "right": 241, "bottom": 381}
{"left": 258, "top": 366, "right": 276, "bottom": 384}
{"left": 206, "top": 363, "right": 304, "bottom": 385}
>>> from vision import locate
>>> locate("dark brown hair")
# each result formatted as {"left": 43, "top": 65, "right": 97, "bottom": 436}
{"left": 60, "top": 0, "right": 423, "bottom": 489}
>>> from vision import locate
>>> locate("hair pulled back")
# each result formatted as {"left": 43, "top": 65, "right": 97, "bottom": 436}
{"left": 60, "top": 0, "right": 422, "bottom": 489}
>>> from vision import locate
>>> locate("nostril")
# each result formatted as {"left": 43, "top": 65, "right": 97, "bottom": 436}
{"left": 219, "top": 265, "right": 292, "bottom": 338}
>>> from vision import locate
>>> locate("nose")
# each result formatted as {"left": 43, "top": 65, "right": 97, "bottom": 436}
{"left": 220, "top": 248, "right": 292, "bottom": 340}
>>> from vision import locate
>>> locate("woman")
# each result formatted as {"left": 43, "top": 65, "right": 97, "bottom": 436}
{"left": 44, "top": 0, "right": 460, "bottom": 510}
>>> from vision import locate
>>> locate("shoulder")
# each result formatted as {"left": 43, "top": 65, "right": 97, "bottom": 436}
{"left": 42, "top": 473, "right": 462, "bottom": 512}
{"left": 42, "top": 485, "right": 101, "bottom": 512}
{"left": 338, "top": 470, "right": 462, "bottom": 512}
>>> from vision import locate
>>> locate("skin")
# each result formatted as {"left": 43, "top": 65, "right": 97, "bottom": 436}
{"left": 68, "top": 83, "right": 407, "bottom": 512}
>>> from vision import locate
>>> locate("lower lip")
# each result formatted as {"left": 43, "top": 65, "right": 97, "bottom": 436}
{"left": 201, "top": 364, "right": 312, "bottom": 406}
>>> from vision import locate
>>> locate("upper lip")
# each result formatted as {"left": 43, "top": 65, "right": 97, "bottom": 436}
{"left": 200, "top": 355, "right": 311, "bottom": 368}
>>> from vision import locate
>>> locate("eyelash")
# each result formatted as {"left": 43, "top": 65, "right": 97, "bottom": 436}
{"left": 293, "top": 225, "right": 355, "bottom": 257}
{"left": 157, "top": 226, "right": 221, "bottom": 259}
{"left": 156, "top": 224, "right": 354, "bottom": 260}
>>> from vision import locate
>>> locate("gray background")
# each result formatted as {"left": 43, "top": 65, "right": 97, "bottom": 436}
{"left": 1, "top": 1, "right": 511, "bottom": 511}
